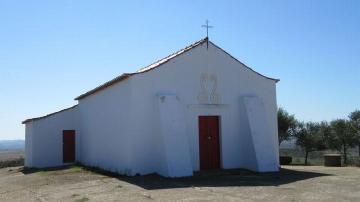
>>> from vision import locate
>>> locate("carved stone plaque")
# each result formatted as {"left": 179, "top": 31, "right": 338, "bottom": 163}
{"left": 197, "top": 73, "right": 221, "bottom": 104}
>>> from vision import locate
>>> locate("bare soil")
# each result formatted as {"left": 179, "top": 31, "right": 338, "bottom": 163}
{"left": 0, "top": 165, "right": 359, "bottom": 202}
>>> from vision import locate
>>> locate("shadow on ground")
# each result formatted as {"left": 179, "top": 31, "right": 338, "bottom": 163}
{"left": 20, "top": 165, "right": 76, "bottom": 174}
{"left": 21, "top": 165, "right": 331, "bottom": 190}
{"left": 120, "top": 168, "right": 331, "bottom": 190}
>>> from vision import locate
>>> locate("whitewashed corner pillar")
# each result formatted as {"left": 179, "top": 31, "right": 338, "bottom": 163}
{"left": 157, "top": 93, "right": 193, "bottom": 177}
{"left": 243, "top": 96, "right": 279, "bottom": 172}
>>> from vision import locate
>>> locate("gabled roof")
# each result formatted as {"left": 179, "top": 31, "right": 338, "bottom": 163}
{"left": 22, "top": 105, "right": 77, "bottom": 124}
{"left": 74, "top": 38, "right": 208, "bottom": 100}
{"left": 22, "top": 38, "right": 279, "bottom": 124}
{"left": 75, "top": 37, "right": 279, "bottom": 100}
{"left": 209, "top": 41, "right": 280, "bottom": 83}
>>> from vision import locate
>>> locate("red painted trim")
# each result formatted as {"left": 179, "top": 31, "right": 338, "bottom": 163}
{"left": 209, "top": 41, "right": 280, "bottom": 83}
{"left": 22, "top": 105, "right": 77, "bottom": 124}
{"left": 74, "top": 37, "right": 279, "bottom": 100}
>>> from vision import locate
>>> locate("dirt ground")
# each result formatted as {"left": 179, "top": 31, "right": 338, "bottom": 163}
{"left": 0, "top": 165, "right": 359, "bottom": 202}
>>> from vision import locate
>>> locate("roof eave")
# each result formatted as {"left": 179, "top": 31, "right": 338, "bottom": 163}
{"left": 208, "top": 41, "right": 280, "bottom": 83}
{"left": 74, "top": 38, "right": 208, "bottom": 101}
{"left": 22, "top": 105, "right": 78, "bottom": 124}
{"left": 74, "top": 37, "right": 279, "bottom": 100}
{"left": 74, "top": 73, "right": 133, "bottom": 100}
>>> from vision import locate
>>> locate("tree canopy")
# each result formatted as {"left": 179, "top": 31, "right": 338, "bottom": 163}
{"left": 325, "top": 119, "right": 358, "bottom": 164}
{"left": 294, "top": 122, "right": 326, "bottom": 165}
{"left": 278, "top": 108, "right": 360, "bottom": 165}
{"left": 278, "top": 108, "right": 297, "bottom": 145}
{"left": 349, "top": 110, "right": 360, "bottom": 156}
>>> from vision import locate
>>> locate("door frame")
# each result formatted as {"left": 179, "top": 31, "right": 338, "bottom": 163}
{"left": 198, "top": 115, "right": 222, "bottom": 170}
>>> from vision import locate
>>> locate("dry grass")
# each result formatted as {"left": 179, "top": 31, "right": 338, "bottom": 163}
{"left": 280, "top": 148, "right": 360, "bottom": 166}
{"left": 1, "top": 165, "right": 360, "bottom": 201}
{"left": 0, "top": 150, "right": 24, "bottom": 169}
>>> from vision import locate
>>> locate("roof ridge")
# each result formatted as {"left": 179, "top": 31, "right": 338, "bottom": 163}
{"left": 24, "top": 37, "right": 279, "bottom": 123}
{"left": 75, "top": 38, "right": 208, "bottom": 100}
{"left": 136, "top": 37, "right": 208, "bottom": 73}
{"left": 208, "top": 41, "right": 280, "bottom": 82}
{"left": 74, "top": 37, "right": 278, "bottom": 101}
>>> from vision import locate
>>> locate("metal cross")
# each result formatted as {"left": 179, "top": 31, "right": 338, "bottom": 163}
{"left": 202, "top": 20, "right": 213, "bottom": 39}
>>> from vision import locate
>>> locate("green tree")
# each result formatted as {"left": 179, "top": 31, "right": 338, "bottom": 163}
{"left": 278, "top": 108, "right": 297, "bottom": 145}
{"left": 349, "top": 110, "right": 360, "bottom": 156}
{"left": 328, "top": 119, "right": 358, "bottom": 164}
{"left": 319, "top": 121, "right": 332, "bottom": 139}
{"left": 294, "top": 122, "right": 326, "bottom": 165}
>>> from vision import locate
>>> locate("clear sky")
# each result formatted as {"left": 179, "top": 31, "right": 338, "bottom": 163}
{"left": 0, "top": 0, "right": 359, "bottom": 140}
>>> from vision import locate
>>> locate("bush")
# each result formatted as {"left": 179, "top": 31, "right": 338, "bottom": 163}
{"left": 0, "top": 157, "right": 24, "bottom": 168}
{"left": 346, "top": 156, "right": 360, "bottom": 166}
{"left": 280, "top": 156, "right": 292, "bottom": 165}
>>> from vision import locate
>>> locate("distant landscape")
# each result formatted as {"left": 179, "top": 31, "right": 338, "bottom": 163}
{"left": 0, "top": 140, "right": 25, "bottom": 168}
{"left": 0, "top": 140, "right": 24, "bottom": 151}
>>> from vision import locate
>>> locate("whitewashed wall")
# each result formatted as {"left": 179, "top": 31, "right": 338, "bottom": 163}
{"left": 128, "top": 41, "right": 279, "bottom": 175}
{"left": 78, "top": 79, "right": 135, "bottom": 175}
{"left": 24, "top": 123, "right": 34, "bottom": 167}
{"left": 24, "top": 106, "right": 79, "bottom": 168}
{"left": 25, "top": 40, "right": 279, "bottom": 176}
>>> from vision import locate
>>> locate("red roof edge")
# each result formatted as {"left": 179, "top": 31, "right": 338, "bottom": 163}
{"left": 209, "top": 41, "right": 280, "bottom": 83}
{"left": 74, "top": 73, "right": 134, "bottom": 100}
{"left": 74, "top": 37, "right": 279, "bottom": 101}
{"left": 22, "top": 105, "right": 78, "bottom": 124}
{"left": 74, "top": 38, "right": 208, "bottom": 100}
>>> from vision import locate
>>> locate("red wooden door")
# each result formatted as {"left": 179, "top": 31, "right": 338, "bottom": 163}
{"left": 199, "top": 116, "right": 220, "bottom": 170}
{"left": 63, "top": 130, "right": 75, "bottom": 163}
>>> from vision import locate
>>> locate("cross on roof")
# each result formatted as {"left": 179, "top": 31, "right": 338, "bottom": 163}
{"left": 201, "top": 20, "right": 213, "bottom": 39}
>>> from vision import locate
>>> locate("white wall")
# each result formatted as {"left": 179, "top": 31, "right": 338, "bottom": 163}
{"left": 156, "top": 94, "right": 193, "bottom": 177}
{"left": 24, "top": 123, "right": 33, "bottom": 167}
{"left": 127, "top": 41, "right": 279, "bottom": 174}
{"left": 244, "top": 96, "right": 279, "bottom": 171}
{"left": 25, "top": 40, "right": 279, "bottom": 175}
{"left": 78, "top": 79, "right": 135, "bottom": 175}
{"left": 24, "top": 106, "right": 79, "bottom": 168}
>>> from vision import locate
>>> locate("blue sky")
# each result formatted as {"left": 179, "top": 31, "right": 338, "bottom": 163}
{"left": 0, "top": 0, "right": 359, "bottom": 140}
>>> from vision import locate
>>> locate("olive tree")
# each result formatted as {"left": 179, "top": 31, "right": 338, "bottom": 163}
{"left": 278, "top": 108, "right": 297, "bottom": 145}
{"left": 327, "top": 119, "right": 358, "bottom": 164}
{"left": 294, "top": 122, "right": 326, "bottom": 165}
{"left": 349, "top": 110, "right": 360, "bottom": 156}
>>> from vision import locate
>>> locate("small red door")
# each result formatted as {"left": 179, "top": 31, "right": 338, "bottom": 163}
{"left": 199, "top": 116, "right": 220, "bottom": 170}
{"left": 63, "top": 130, "right": 75, "bottom": 163}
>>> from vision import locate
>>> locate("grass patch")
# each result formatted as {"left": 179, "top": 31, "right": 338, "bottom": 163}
{"left": 280, "top": 148, "right": 360, "bottom": 166}
{"left": 76, "top": 197, "right": 89, "bottom": 202}
{"left": 30, "top": 164, "right": 84, "bottom": 176}
{"left": 290, "top": 157, "right": 324, "bottom": 166}
{"left": 0, "top": 158, "right": 24, "bottom": 168}
{"left": 38, "top": 170, "right": 50, "bottom": 176}
{"left": 347, "top": 156, "right": 360, "bottom": 166}
{"left": 67, "top": 165, "right": 83, "bottom": 173}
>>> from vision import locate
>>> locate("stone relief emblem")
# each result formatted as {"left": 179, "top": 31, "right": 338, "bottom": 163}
{"left": 197, "top": 73, "right": 221, "bottom": 104}
{"left": 198, "top": 73, "right": 209, "bottom": 103}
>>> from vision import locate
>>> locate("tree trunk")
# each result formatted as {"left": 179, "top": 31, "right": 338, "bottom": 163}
{"left": 343, "top": 146, "right": 347, "bottom": 165}
{"left": 305, "top": 151, "right": 309, "bottom": 166}
{"left": 358, "top": 144, "right": 360, "bottom": 157}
